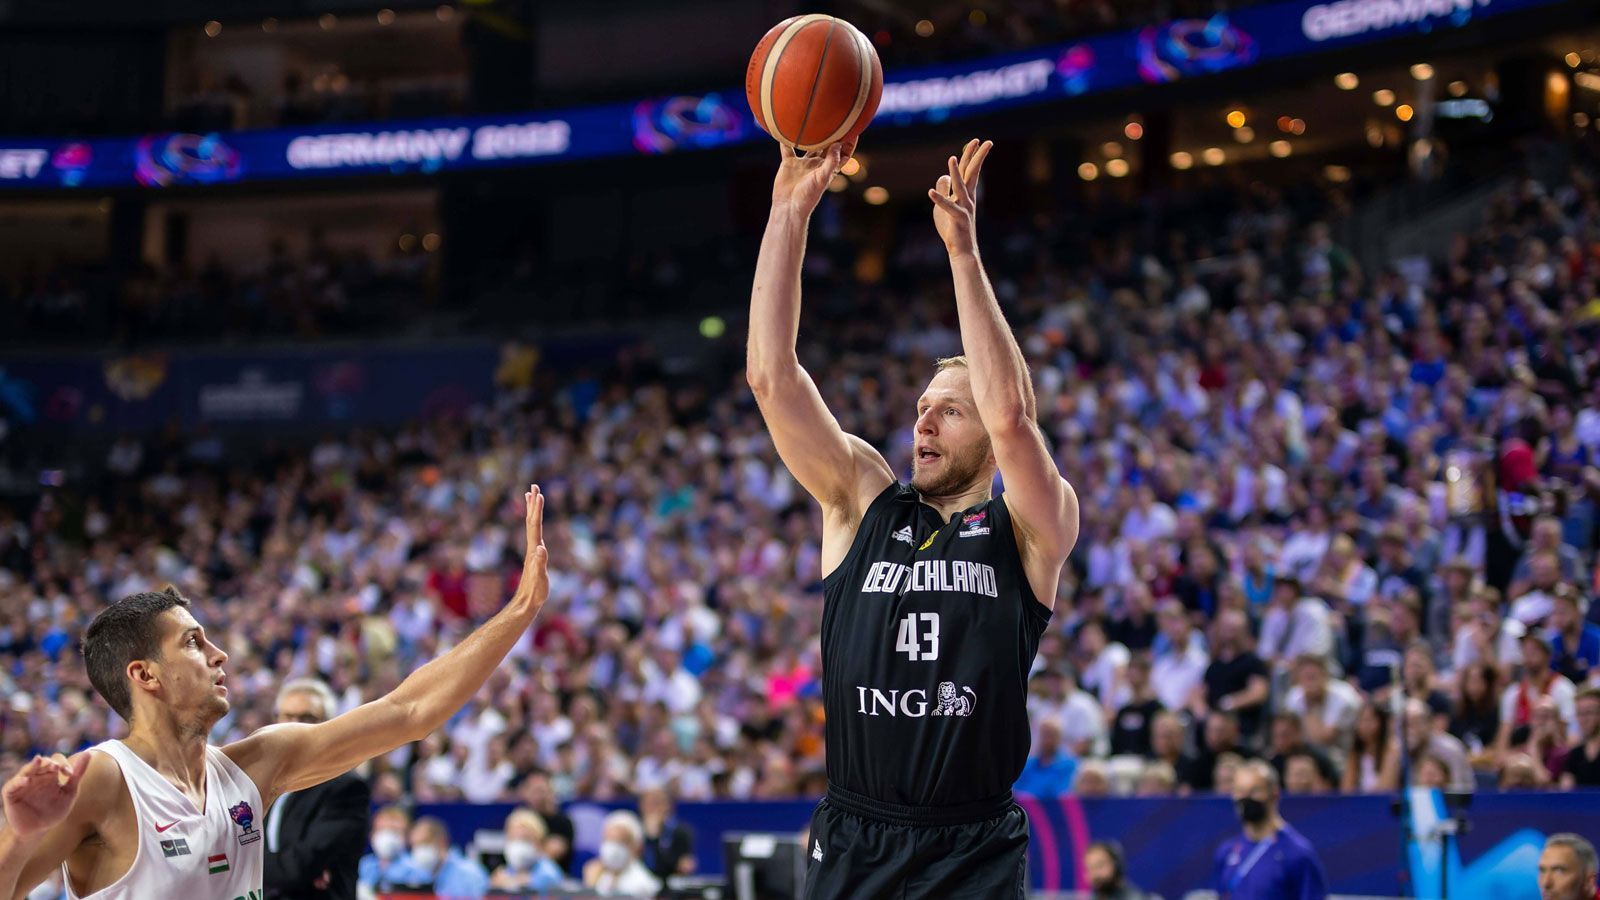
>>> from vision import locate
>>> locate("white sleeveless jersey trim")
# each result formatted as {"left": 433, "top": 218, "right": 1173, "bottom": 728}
{"left": 63, "top": 740, "right": 265, "bottom": 900}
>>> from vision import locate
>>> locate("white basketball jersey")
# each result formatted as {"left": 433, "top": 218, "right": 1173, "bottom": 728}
{"left": 64, "top": 740, "right": 265, "bottom": 900}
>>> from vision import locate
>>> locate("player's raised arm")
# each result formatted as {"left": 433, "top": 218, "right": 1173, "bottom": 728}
{"left": 0, "top": 751, "right": 106, "bottom": 900}
{"left": 747, "top": 139, "right": 893, "bottom": 523}
{"left": 928, "top": 139, "right": 1079, "bottom": 592}
{"left": 223, "top": 485, "right": 551, "bottom": 803}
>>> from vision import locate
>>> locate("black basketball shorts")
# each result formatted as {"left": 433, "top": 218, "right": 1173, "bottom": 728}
{"left": 803, "top": 786, "right": 1029, "bottom": 900}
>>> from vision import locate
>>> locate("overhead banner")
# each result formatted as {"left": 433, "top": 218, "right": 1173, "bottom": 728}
{"left": 0, "top": 0, "right": 1563, "bottom": 190}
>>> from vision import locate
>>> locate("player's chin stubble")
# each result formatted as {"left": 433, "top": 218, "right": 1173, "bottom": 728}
{"left": 912, "top": 441, "right": 989, "bottom": 498}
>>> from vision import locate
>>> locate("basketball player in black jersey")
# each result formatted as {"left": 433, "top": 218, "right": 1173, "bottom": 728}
{"left": 748, "top": 137, "right": 1080, "bottom": 899}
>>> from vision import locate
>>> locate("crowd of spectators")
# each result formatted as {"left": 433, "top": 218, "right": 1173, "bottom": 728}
{"left": 834, "top": 0, "right": 1278, "bottom": 67}
{"left": 1, "top": 233, "right": 436, "bottom": 347}
{"left": 0, "top": 130, "right": 1598, "bottom": 892}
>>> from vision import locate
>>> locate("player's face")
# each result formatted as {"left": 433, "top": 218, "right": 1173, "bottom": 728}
{"left": 152, "top": 607, "right": 230, "bottom": 725}
{"left": 1539, "top": 846, "right": 1595, "bottom": 900}
{"left": 911, "top": 369, "right": 993, "bottom": 497}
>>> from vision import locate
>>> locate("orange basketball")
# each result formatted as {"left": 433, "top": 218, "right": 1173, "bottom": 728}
{"left": 746, "top": 15, "right": 883, "bottom": 153}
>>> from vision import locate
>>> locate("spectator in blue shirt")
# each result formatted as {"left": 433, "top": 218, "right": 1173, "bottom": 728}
{"left": 1213, "top": 760, "right": 1327, "bottom": 900}
{"left": 388, "top": 816, "right": 490, "bottom": 898}
{"left": 1015, "top": 718, "right": 1078, "bottom": 799}
{"left": 357, "top": 805, "right": 414, "bottom": 891}
{"left": 1548, "top": 586, "right": 1600, "bottom": 685}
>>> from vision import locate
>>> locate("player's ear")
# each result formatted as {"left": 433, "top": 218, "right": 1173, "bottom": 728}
{"left": 127, "top": 658, "right": 161, "bottom": 695}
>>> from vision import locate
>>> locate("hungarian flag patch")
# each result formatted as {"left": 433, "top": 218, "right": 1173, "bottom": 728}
{"left": 208, "top": 854, "right": 229, "bottom": 874}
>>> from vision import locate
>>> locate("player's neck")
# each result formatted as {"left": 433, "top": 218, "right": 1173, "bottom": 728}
{"left": 123, "top": 715, "right": 210, "bottom": 791}
{"left": 916, "top": 483, "right": 990, "bottom": 521}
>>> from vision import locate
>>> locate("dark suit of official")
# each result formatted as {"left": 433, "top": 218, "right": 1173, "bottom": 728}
{"left": 264, "top": 772, "right": 371, "bottom": 900}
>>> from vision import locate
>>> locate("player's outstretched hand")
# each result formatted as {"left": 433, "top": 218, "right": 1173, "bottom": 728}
{"left": 517, "top": 484, "right": 550, "bottom": 613}
{"left": 929, "top": 138, "right": 992, "bottom": 258}
{"left": 771, "top": 138, "right": 856, "bottom": 218}
{"left": 2, "top": 752, "right": 88, "bottom": 838}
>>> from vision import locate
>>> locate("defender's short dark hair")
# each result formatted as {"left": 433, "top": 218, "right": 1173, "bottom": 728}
{"left": 81, "top": 586, "right": 191, "bottom": 721}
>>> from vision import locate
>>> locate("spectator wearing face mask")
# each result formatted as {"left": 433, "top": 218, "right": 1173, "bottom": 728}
{"left": 583, "top": 810, "right": 662, "bottom": 897}
{"left": 1213, "top": 760, "right": 1327, "bottom": 899}
{"left": 489, "top": 808, "right": 564, "bottom": 893}
{"left": 357, "top": 806, "right": 413, "bottom": 892}
{"left": 388, "top": 816, "right": 489, "bottom": 898}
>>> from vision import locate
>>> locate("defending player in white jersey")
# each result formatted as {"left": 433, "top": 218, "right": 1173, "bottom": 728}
{"left": 0, "top": 485, "right": 551, "bottom": 900}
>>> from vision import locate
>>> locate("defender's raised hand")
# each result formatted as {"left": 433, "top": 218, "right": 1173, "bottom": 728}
{"left": 929, "top": 138, "right": 993, "bottom": 258}
{"left": 2, "top": 752, "right": 89, "bottom": 838}
{"left": 770, "top": 138, "right": 856, "bottom": 218}
{"left": 518, "top": 484, "right": 549, "bottom": 612}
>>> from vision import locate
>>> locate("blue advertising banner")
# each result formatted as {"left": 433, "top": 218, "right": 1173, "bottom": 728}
{"left": 0, "top": 0, "right": 1563, "bottom": 191}
{"left": 0, "top": 342, "right": 502, "bottom": 432}
{"left": 422, "top": 789, "right": 1597, "bottom": 898}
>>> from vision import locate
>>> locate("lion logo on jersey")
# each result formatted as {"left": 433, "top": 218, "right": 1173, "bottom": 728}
{"left": 931, "top": 682, "right": 976, "bottom": 716}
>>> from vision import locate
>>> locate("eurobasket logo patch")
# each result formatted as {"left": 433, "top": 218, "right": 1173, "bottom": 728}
{"left": 959, "top": 511, "right": 990, "bottom": 538}
{"left": 208, "top": 853, "right": 229, "bottom": 874}
{"left": 229, "top": 801, "right": 261, "bottom": 845}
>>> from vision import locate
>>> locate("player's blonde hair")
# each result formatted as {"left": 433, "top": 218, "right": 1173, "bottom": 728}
{"left": 935, "top": 355, "right": 969, "bottom": 371}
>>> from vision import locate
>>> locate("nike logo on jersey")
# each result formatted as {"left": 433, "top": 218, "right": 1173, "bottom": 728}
{"left": 860, "top": 559, "right": 998, "bottom": 598}
{"left": 155, "top": 821, "right": 180, "bottom": 833}
{"left": 892, "top": 526, "right": 914, "bottom": 545}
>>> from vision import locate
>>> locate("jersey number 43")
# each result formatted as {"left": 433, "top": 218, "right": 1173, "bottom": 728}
{"left": 895, "top": 612, "right": 941, "bottom": 661}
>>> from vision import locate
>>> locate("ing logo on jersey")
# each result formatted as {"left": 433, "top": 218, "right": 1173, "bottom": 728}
{"left": 855, "top": 681, "right": 977, "bottom": 717}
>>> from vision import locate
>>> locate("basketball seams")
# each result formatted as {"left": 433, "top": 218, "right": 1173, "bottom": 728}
{"left": 792, "top": 17, "right": 837, "bottom": 149}
{"left": 758, "top": 14, "right": 827, "bottom": 145}
{"left": 812, "top": 21, "right": 873, "bottom": 149}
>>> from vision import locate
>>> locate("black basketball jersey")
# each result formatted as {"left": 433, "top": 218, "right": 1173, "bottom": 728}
{"left": 820, "top": 481, "right": 1052, "bottom": 810}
